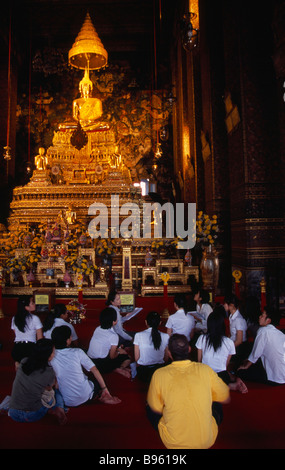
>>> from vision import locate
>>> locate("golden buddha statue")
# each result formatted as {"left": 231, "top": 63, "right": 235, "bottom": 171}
{"left": 72, "top": 68, "right": 103, "bottom": 130}
{"left": 65, "top": 205, "right": 77, "bottom": 225}
{"left": 35, "top": 147, "right": 47, "bottom": 170}
{"left": 68, "top": 12, "right": 108, "bottom": 132}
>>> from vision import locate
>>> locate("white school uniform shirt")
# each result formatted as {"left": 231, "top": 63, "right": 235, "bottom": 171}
{"left": 134, "top": 328, "right": 169, "bottom": 366}
{"left": 110, "top": 305, "right": 132, "bottom": 341}
{"left": 87, "top": 326, "right": 119, "bottom": 359}
{"left": 43, "top": 317, "right": 78, "bottom": 341}
{"left": 248, "top": 324, "right": 285, "bottom": 384}
{"left": 195, "top": 334, "right": 236, "bottom": 373}
{"left": 11, "top": 314, "right": 43, "bottom": 343}
{"left": 165, "top": 308, "right": 195, "bottom": 341}
{"left": 50, "top": 348, "right": 95, "bottom": 407}
{"left": 194, "top": 303, "right": 213, "bottom": 332}
{"left": 229, "top": 309, "right": 247, "bottom": 342}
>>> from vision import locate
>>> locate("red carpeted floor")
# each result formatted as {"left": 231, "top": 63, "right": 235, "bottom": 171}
{"left": 0, "top": 297, "right": 285, "bottom": 450}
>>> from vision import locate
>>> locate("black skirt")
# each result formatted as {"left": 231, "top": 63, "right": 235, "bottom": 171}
{"left": 11, "top": 341, "right": 36, "bottom": 363}
{"left": 92, "top": 353, "right": 129, "bottom": 374}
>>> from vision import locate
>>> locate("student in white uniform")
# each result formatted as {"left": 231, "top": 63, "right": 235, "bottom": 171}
{"left": 224, "top": 294, "right": 249, "bottom": 365}
{"left": 196, "top": 305, "right": 248, "bottom": 393}
{"left": 134, "top": 311, "right": 169, "bottom": 382}
{"left": 107, "top": 290, "right": 134, "bottom": 347}
{"left": 87, "top": 307, "right": 131, "bottom": 378}
{"left": 43, "top": 303, "right": 78, "bottom": 346}
{"left": 50, "top": 325, "right": 121, "bottom": 407}
{"left": 166, "top": 293, "right": 195, "bottom": 341}
{"left": 237, "top": 306, "right": 285, "bottom": 385}
{"left": 191, "top": 289, "right": 213, "bottom": 333}
{"left": 11, "top": 295, "right": 43, "bottom": 370}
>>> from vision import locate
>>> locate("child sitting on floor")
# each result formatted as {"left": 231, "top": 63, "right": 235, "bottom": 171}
{"left": 191, "top": 289, "right": 213, "bottom": 334}
{"left": 134, "top": 311, "right": 169, "bottom": 383}
{"left": 43, "top": 303, "right": 78, "bottom": 347}
{"left": 87, "top": 307, "right": 132, "bottom": 378}
{"left": 51, "top": 325, "right": 121, "bottom": 407}
{"left": 196, "top": 305, "right": 248, "bottom": 393}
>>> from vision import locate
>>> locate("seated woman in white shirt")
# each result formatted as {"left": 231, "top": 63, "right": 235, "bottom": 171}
{"left": 11, "top": 295, "right": 43, "bottom": 370}
{"left": 134, "top": 311, "right": 169, "bottom": 383}
{"left": 51, "top": 325, "right": 121, "bottom": 406}
{"left": 106, "top": 290, "right": 135, "bottom": 347}
{"left": 166, "top": 293, "right": 195, "bottom": 341}
{"left": 43, "top": 303, "right": 78, "bottom": 347}
{"left": 191, "top": 289, "right": 213, "bottom": 333}
{"left": 196, "top": 305, "right": 248, "bottom": 393}
{"left": 87, "top": 307, "right": 131, "bottom": 378}
{"left": 224, "top": 294, "right": 249, "bottom": 365}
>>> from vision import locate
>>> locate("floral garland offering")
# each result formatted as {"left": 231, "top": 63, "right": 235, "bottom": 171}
{"left": 5, "top": 256, "right": 29, "bottom": 274}
{"left": 66, "top": 254, "right": 97, "bottom": 276}
{"left": 95, "top": 238, "right": 118, "bottom": 257}
{"left": 196, "top": 211, "right": 219, "bottom": 246}
{"left": 66, "top": 300, "right": 86, "bottom": 324}
{"left": 151, "top": 239, "right": 164, "bottom": 251}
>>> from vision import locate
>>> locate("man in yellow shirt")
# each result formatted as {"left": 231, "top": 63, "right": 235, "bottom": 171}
{"left": 147, "top": 334, "right": 230, "bottom": 449}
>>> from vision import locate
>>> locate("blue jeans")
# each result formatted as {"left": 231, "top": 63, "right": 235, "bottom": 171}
{"left": 8, "top": 389, "right": 65, "bottom": 423}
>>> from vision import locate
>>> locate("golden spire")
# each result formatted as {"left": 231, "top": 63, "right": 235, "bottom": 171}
{"left": 68, "top": 12, "right": 108, "bottom": 70}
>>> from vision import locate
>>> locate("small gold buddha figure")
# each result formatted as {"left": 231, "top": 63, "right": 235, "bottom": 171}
{"left": 35, "top": 147, "right": 47, "bottom": 170}
{"left": 65, "top": 204, "right": 77, "bottom": 225}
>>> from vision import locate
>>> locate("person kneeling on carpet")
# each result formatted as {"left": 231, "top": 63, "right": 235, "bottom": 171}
{"left": 87, "top": 307, "right": 132, "bottom": 378}
{"left": 8, "top": 338, "right": 67, "bottom": 425}
{"left": 133, "top": 311, "right": 169, "bottom": 383}
{"left": 146, "top": 334, "right": 230, "bottom": 449}
{"left": 50, "top": 326, "right": 121, "bottom": 407}
{"left": 237, "top": 306, "right": 285, "bottom": 385}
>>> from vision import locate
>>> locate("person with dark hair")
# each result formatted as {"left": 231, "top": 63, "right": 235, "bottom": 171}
{"left": 133, "top": 311, "right": 169, "bottom": 382}
{"left": 146, "top": 334, "right": 230, "bottom": 449}
{"left": 191, "top": 289, "right": 213, "bottom": 333}
{"left": 243, "top": 295, "right": 261, "bottom": 339}
{"left": 87, "top": 307, "right": 131, "bottom": 378}
{"left": 196, "top": 306, "right": 248, "bottom": 393}
{"left": 11, "top": 295, "right": 43, "bottom": 369}
{"left": 165, "top": 293, "right": 195, "bottom": 341}
{"left": 224, "top": 294, "right": 248, "bottom": 365}
{"left": 50, "top": 325, "right": 121, "bottom": 406}
{"left": 43, "top": 303, "right": 78, "bottom": 346}
{"left": 8, "top": 338, "right": 67, "bottom": 424}
{"left": 106, "top": 290, "right": 137, "bottom": 346}
{"left": 237, "top": 306, "right": 285, "bottom": 385}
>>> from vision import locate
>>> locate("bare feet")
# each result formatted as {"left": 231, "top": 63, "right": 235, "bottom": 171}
{"left": 99, "top": 395, "right": 121, "bottom": 405}
{"left": 48, "top": 406, "right": 68, "bottom": 425}
{"left": 99, "top": 389, "right": 121, "bottom": 405}
{"left": 229, "top": 377, "right": 248, "bottom": 394}
{"left": 115, "top": 367, "right": 131, "bottom": 378}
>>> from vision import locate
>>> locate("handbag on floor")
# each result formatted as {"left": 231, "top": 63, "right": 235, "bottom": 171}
{"left": 41, "top": 389, "right": 56, "bottom": 408}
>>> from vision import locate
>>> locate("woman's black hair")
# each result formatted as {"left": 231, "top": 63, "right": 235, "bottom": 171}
{"left": 106, "top": 289, "right": 118, "bottom": 306}
{"left": 43, "top": 303, "right": 67, "bottom": 332}
{"left": 14, "top": 295, "right": 33, "bottom": 332}
{"left": 224, "top": 293, "right": 239, "bottom": 308}
{"left": 205, "top": 305, "right": 226, "bottom": 352}
{"left": 194, "top": 289, "right": 210, "bottom": 304}
{"left": 21, "top": 338, "right": 54, "bottom": 376}
{"left": 146, "top": 311, "right": 162, "bottom": 350}
{"left": 100, "top": 307, "right": 117, "bottom": 329}
{"left": 174, "top": 293, "right": 188, "bottom": 314}
{"left": 243, "top": 296, "right": 261, "bottom": 324}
